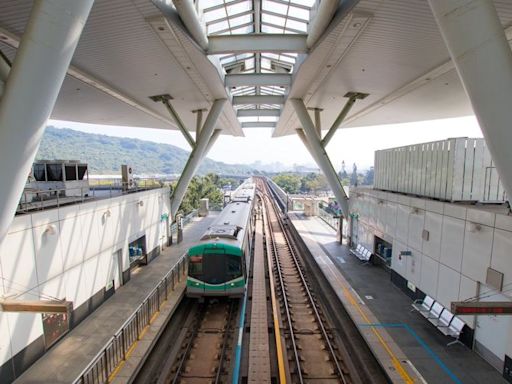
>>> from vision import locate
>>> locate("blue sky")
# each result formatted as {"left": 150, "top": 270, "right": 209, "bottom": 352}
{"left": 49, "top": 115, "right": 482, "bottom": 170}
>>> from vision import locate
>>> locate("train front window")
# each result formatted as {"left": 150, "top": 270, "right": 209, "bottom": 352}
{"left": 202, "top": 253, "right": 226, "bottom": 284}
{"left": 226, "top": 255, "right": 242, "bottom": 280}
{"left": 189, "top": 255, "right": 203, "bottom": 279}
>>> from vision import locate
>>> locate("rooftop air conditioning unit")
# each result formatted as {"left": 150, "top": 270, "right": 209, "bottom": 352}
{"left": 121, "top": 164, "right": 134, "bottom": 190}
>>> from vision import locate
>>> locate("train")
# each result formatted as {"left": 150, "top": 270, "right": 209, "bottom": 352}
{"left": 186, "top": 178, "right": 256, "bottom": 298}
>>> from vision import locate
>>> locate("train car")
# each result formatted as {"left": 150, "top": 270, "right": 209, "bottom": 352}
{"left": 186, "top": 179, "right": 256, "bottom": 298}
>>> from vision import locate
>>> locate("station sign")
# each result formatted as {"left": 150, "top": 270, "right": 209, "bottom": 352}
{"left": 451, "top": 301, "right": 512, "bottom": 315}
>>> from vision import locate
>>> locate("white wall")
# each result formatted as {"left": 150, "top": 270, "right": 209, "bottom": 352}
{"left": 0, "top": 187, "right": 170, "bottom": 366}
{"left": 350, "top": 187, "right": 512, "bottom": 361}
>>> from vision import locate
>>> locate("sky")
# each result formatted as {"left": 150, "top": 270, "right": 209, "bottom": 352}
{"left": 49, "top": 115, "right": 483, "bottom": 170}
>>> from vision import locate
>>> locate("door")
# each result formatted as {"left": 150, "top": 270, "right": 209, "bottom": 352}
{"left": 111, "top": 249, "right": 123, "bottom": 289}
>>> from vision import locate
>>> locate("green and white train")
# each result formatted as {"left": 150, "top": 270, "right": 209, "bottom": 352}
{"left": 186, "top": 179, "right": 256, "bottom": 298}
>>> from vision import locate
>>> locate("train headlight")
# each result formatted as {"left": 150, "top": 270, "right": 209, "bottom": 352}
{"left": 230, "top": 283, "right": 235, "bottom": 286}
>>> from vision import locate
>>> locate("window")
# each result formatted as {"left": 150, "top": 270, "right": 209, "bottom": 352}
{"left": 77, "top": 165, "right": 88, "bottom": 180}
{"left": 33, "top": 164, "right": 46, "bottom": 181}
{"left": 46, "top": 164, "right": 63, "bottom": 181}
{"left": 65, "top": 165, "right": 77, "bottom": 181}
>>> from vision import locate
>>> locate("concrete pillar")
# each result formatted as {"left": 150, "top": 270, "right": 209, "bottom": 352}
{"left": 170, "top": 99, "right": 226, "bottom": 218}
{"left": 0, "top": 0, "right": 95, "bottom": 242}
{"left": 291, "top": 98, "right": 349, "bottom": 218}
{"left": 429, "top": 0, "right": 512, "bottom": 199}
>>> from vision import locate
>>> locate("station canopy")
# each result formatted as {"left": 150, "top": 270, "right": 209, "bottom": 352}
{"left": 1, "top": 0, "right": 512, "bottom": 137}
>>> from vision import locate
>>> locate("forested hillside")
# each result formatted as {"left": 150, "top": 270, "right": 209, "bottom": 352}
{"left": 37, "top": 127, "right": 253, "bottom": 175}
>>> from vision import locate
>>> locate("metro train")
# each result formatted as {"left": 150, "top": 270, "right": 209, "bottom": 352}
{"left": 186, "top": 178, "right": 256, "bottom": 298}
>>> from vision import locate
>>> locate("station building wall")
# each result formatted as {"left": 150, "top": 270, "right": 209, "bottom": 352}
{"left": 349, "top": 187, "right": 512, "bottom": 368}
{"left": 0, "top": 187, "right": 170, "bottom": 380}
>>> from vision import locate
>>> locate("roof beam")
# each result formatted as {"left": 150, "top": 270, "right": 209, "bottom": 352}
{"left": 242, "top": 122, "right": 277, "bottom": 128}
{"left": 232, "top": 95, "right": 284, "bottom": 105}
{"left": 226, "top": 73, "right": 291, "bottom": 87}
{"left": 237, "top": 109, "right": 280, "bottom": 117}
{"left": 208, "top": 34, "right": 308, "bottom": 55}
{"left": 153, "top": 0, "right": 209, "bottom": 50}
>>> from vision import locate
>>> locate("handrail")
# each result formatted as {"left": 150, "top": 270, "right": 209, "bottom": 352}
{"left": 17, "top": 179, "right": 167, "bottom": 214}
{"left": 72, "top": 253, "right": 188, "bottom": 384}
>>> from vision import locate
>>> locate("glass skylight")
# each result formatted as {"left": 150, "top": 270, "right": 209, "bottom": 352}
{"left": 195, "top": 0, "right": 317, "bottom": 126}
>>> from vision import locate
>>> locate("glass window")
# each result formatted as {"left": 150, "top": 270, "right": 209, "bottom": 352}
{"left": 65, "top": 165, "right": 77, "bottom": 181}
{"left": 47, "top": 164, "right": 63, "bottom": 181}
{"left": 77, "top": 165, "right": 88, "bottom": 180}
{"left": 226, "top": 254, "right": 242, "bottom": 279}
{"left": 33, "top": 164, "right": 46, "bottom": 181}
{"left": 189, "top": 255, "right": 203, "bottom": 277}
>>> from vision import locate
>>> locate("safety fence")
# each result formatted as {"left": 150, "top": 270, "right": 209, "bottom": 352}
{"left": 72, "top": 255, "right": 188, "bottom": 384}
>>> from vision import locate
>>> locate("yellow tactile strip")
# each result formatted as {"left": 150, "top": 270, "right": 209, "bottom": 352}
{"left": 290, "top": 214, "right": 422, "bottom": 384}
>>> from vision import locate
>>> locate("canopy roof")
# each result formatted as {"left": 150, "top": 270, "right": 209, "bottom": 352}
{"left": 1, "top": 0, "right": 511, "bottom": 137}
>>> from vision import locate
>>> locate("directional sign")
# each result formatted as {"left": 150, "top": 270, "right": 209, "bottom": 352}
{"left": 451, "top": 301, "right": 512, "bottom": 315}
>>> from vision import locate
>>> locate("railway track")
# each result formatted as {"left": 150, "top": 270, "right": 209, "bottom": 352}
{"left": 259, "top": 179, "right": 356, "bottom": 384}
{"left": 169, "top": 299, "right": 238, "bottom": 384}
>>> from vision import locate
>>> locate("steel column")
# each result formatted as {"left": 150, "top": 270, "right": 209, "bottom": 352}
{"left": 429, "top": 0, "right": 512, "bottom": 200}
{"left": 161, "top": 97, "right": 195, "bottom": 148}
{"left": 170, "top": 99, "right": 226, "bottom": 218}
{"left": 291, "top": 99, "right": 349, "bottom": 217}
{"left": 165, "top": 0, "right": 208, "bottom": 49}
{"left": 322, "top": 92, "right": 368, "bottom": 147}
{"left": 0, "top": 0, "right": 95, "bottom": 243}
{"left": 0, "top": 51, "right": 10, "bottom": 97}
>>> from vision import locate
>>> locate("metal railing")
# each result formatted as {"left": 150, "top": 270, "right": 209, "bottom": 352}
{"left": 170, "top": 209, "right": 198, "bottom": 234}
{"left": 17, "top": 180, "right": 167, "bottom": 214}
{"left": 72, "top": 255, "right": 188, "bottom": 384}
{"left": 319, "top": 207, "right": 340, "bottom": 230}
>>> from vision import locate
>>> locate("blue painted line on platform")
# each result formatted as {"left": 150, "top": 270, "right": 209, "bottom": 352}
{"left": 359, "top": 322, "right": 462, "bottom": 384}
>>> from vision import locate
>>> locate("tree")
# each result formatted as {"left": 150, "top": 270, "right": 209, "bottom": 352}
{"left": 272, "top": 173, "right": 301, "bottom": 194}
{"left": 174, "top": 175, "right": 223, "bottom": 215}
{"left": 350, "top": 163, "right": 358, "bottom": 186}
{"left": 363, "top": 167, "right": 374, "bottom": 186}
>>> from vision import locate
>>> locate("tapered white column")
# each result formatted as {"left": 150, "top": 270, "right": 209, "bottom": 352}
{"left": 429, "top": 0, "right": 512, "bottom": 199}
{"left": 170, "top": 99, "right": 226, "bottom": 218}
{"left": 0, "top": 0, "right": 95, "bottom": 242}
{"left": 291, "top": 98, "right": 349, "bottom": 218}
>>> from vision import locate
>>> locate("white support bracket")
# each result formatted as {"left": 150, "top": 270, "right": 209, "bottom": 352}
{"left": 291, "top": 98, "right": 349, "bottom": 218}
{"left": 321, "top": 92, "right": 368, "bottom": 147}
{"left": 170, "top": 99, "right": 226, "bottom": 219}
{"left": 150, "top": 94, "right": 195, "bottom": 148}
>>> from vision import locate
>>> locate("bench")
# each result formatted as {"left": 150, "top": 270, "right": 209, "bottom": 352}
{"left": 411, "top": 295, "right": 434, "bottom": 314}
{"left": 439, "top": 316, "right": 465, "bottom": 346}
{"left": 411, "top": 296, "right": 466, "bottom": 346}
{"left": 350, "top": 244, "right": 372, "bottom": 262}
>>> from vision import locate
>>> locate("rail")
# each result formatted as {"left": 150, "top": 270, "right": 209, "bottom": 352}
{"left": 72, "top": 254, "right": 188, "bottom": 384}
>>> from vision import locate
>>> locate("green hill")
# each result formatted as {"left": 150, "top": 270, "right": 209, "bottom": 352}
{"left": 36, "top": 126, "right": 253, "bottom": 176}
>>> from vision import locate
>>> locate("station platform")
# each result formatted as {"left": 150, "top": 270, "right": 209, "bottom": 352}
{"left": 290, "top": 213, "right": 507, "bottom": 384}
{"left": 15, "top": 213, "right": 217, "bottom": 384}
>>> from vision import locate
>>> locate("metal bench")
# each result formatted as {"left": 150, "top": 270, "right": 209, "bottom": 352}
{"left": 426, "top": 302, "right": 444, "bottom": 321}
{"left": 350, "top": 244, "right": 372, "bottom": 262}
{"left": 439, "top": 316, "right": 466, "bottom": 346}
{"left": 412, "top": 296, "right": 466, "bottom": 347}
{"left": 411, "top": 295, "right": 434, "bottom": 314}
{"left": 429, "top": 307, "right": 454, "bottom": 328}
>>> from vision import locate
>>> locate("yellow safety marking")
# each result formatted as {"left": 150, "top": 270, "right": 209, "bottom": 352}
{"left": 262, "top": 199, "right": 287, "bottom": 384}
{"left": 107, "top": 304, "right": 165, "bottom": 381}
{"left": 342, "top": 286, "right": 415, "bottom": 384}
